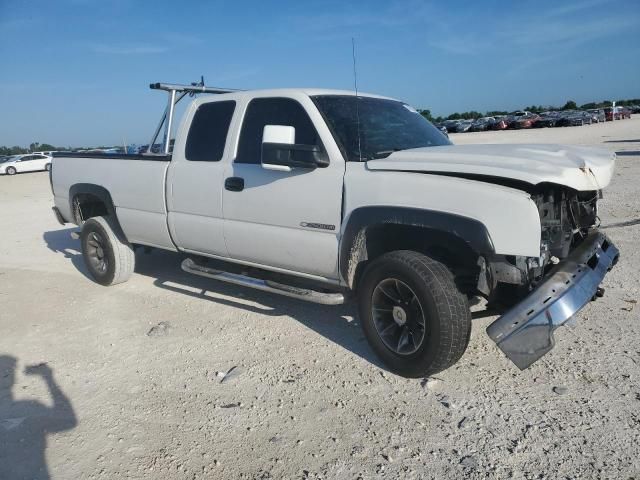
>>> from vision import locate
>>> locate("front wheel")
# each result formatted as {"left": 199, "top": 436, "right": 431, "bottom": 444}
{"left": 357, "top": 251, "right": 472, "bottom": 378}
{"left": 45, "top": 163, "right": 51, "bottom": 171}
{"left": 6, "top": 167, "right": 16, "bottom": 175}
{"left": 80, "top": 216, "right": 135, "bottom": 286}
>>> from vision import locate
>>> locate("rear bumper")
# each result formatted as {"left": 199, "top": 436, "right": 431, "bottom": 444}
{"left": 487, "top": 232, "right": 619, "bottom": 370}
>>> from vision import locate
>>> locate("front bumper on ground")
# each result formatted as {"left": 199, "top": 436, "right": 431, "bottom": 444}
{"left": 487, "top": 232, "right": 619, "bottom": 370}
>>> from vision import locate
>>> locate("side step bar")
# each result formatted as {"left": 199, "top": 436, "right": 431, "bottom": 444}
{"left": 181, "top": 258, "right": 346, "bottom": 305}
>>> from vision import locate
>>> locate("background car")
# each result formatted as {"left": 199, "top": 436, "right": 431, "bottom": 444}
{"left": 555, "top": 110, "right": 588, "bottom": 127}
{"left": 604, "top": 107, "right": 621, "bottom": 121}
{"left": 580, "top": 111, "right": 593, "bottom": 125}
{"left": 0, "top": 154, "right": 52, "bottom": 175}
{"left": 508, "top": 112, "right": 539, "bottom": 129}
{"left": 441, "top": 119, "right": 461, "bottom": 133}
{"left": 532, "top": 111, "right": 560, "bottom": 128}
{"left": 469, "top": 117, "right": 495, "bottom": 131}
{"left": 454, "top": 119, "right": 475, "bottom": 132}
{"left": 588, "top": 109, "right": 606, "bottom": 123}
{"left": 489, "top": 116, "right": 509, "bottom": 130}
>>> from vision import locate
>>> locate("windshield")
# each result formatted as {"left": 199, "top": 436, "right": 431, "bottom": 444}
{"left": 312, "top": 95, "right": 451, "bottom": 161}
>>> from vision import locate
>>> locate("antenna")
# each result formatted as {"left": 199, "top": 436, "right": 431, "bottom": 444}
{"left": 352, "top": 37, "right": 362, "bottom": 161}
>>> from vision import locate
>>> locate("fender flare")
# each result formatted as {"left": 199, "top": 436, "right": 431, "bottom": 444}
{"left": 339, "top": 206, "right": 495, "bottom": 287}
{"left": 69, "top": 183, "right": 120, "bottom": 227}
{"left": 68, "top": 183, "right": 117, "bottom": 223}
{"left": 68, "top": 183, "right": 132, "bottom": 244}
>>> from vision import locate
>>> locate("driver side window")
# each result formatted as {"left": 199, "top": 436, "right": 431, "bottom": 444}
{"left": 235, "top": 97, "right": 321, "bottom": 164}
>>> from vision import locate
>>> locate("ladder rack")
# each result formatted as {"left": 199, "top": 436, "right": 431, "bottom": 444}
{"left": 147, "top": 78, "right": 240, "bottom": 155}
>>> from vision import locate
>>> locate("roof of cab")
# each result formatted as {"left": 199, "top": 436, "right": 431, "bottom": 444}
{"left": 192, "top": 88, "right": 399, "bottom": 104}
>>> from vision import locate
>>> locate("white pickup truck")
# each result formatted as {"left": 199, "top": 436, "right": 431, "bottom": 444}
{"left": 50, "top": 81, "right": 619, "bottom": 377}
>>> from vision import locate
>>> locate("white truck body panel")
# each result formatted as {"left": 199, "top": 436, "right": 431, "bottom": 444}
{"left": 220, "top": 91, "right": 345, "bottom": 278}
{"left": 165, "top": 98, "right": 230, "bottom": 257}
{"left": 52, "top": 156, "right": 176, "bottom": 250}
{"left": 368, "top": 144, "right": 615, "bottom": 191}
{"left": 344, "top": 162, "right": 542, "bottom": 257}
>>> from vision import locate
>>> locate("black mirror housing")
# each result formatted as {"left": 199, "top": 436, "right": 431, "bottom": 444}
{"left": 261, "top": 143, "right": 329, "bottom": 169}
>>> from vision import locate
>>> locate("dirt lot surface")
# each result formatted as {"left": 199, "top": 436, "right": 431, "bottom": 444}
{"left": 1, "top": 119, "right": 639, "bottom": 479}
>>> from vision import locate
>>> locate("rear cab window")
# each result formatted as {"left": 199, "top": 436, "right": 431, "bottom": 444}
{"left": 185, "top": 101, "right": 236, "bottom": 162}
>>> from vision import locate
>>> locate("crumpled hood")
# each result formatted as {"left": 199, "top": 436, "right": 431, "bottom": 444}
{"left": 366, "top": 144, "right": 615, "bottom": 191}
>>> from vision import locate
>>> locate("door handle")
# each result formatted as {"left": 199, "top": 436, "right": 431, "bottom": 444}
{"left": 225, "top": 177, "right": 245, "bottom": 192}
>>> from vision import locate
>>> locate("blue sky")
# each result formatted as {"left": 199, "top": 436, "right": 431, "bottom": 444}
{"left": 1, "top": 0, "right": 638, "bottom": 147}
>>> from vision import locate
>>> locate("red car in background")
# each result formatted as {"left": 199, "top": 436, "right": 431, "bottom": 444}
{"left": 604, "top": 107, "right": 631, "bottom": 121}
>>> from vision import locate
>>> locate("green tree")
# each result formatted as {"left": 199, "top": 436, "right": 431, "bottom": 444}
{"left": 562, "top": 100, "right": 577, "bottom": 110}
{"left": 418, "top": 109, "right": 434, "bottom": 122}
{"left": 37, "top": 143, "right": 57, "bottom": 151}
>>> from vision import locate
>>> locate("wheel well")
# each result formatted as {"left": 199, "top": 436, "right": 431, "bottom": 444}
{"left": 347, "top": 224, "right": 481, "bottom": 294}
{"left": 71, "top": 193, "right": 109, "bottom": 224}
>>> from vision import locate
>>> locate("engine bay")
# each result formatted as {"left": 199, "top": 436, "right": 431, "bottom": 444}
{"left": 532, "top": 186, "right": 599, "bottom": 259}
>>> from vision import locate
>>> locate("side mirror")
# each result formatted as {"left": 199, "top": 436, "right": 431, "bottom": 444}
{"left": 261, "top": 125, "right": 328, "bottom": 171}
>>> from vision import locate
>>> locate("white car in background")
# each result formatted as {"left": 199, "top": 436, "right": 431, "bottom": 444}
{"left": 0, "top": 154, "right": 52, "bottom": 175}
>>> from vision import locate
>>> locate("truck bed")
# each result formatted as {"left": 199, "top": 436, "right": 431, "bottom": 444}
{"left": 51, "top": 153, "right": 177, "bottom": 250}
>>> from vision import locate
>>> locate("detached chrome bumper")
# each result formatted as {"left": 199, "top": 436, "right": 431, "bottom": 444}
{"left": 487, "top": 232, "right": 619, "bottom": 370}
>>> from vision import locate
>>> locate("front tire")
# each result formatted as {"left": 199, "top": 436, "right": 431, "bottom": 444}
{"left": 45, "top": 163, "right": 51, "bottom": 171}
{"left": 358, "top": 251, "right": 472, "bottom": 378}
{"left": 80, "top": 216, "right": 135, "bottom": 286}
{"left": 6, "top": 167, "right": 16, "bottom": 175}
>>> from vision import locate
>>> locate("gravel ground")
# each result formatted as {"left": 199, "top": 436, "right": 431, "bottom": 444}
{"left": 1, "top": 118, "right": 639, "bottom": 479}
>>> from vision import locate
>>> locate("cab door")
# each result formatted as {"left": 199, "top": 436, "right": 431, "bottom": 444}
{"left": 222, "top": 95, "right": 345, "bottom": 279}
{"left": 166, "top": 98, "right": 237, "bottom": 257}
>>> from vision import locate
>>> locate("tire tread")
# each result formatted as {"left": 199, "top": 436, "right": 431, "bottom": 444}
{"left": 82, "top": 216, "right": 135, "bottom": 285}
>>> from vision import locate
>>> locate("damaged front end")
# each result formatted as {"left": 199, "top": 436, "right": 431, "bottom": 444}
{"left": 481, "top": 186, "right": 619, "bottom": 369}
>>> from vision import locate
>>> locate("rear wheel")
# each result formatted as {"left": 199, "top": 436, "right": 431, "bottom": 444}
{"left": 80, "top": 216, "right": 135, "bottom": 286}
{"left": 6, "top": 167, "right": 16, "bottom": 175}
{"left": 45, "top": 163, "right": 51, "bottom": 171}
{"left": 357, "top": 250, "right": 472, "bottom": 378}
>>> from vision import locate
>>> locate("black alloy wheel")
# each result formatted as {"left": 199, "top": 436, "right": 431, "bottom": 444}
{"left": 85, "top": 231, "right": 109, "bottom": 275}
{"left": 371, "top": 278, "right": 427, "bottom": 355}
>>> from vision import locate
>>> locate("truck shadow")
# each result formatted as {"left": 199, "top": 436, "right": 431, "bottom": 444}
{"left": 139, "top": 250, "right": 387, "bottom": 370}
{"left": 42, "top": 228, "right": 93, "bottom": 281}
{"left": 43, "top": 228, "right": 387, "bottom": 371}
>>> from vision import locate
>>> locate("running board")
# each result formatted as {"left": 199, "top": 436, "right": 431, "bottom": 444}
{"left": 181, "top": 258, "right": 346, "bottom": 305}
